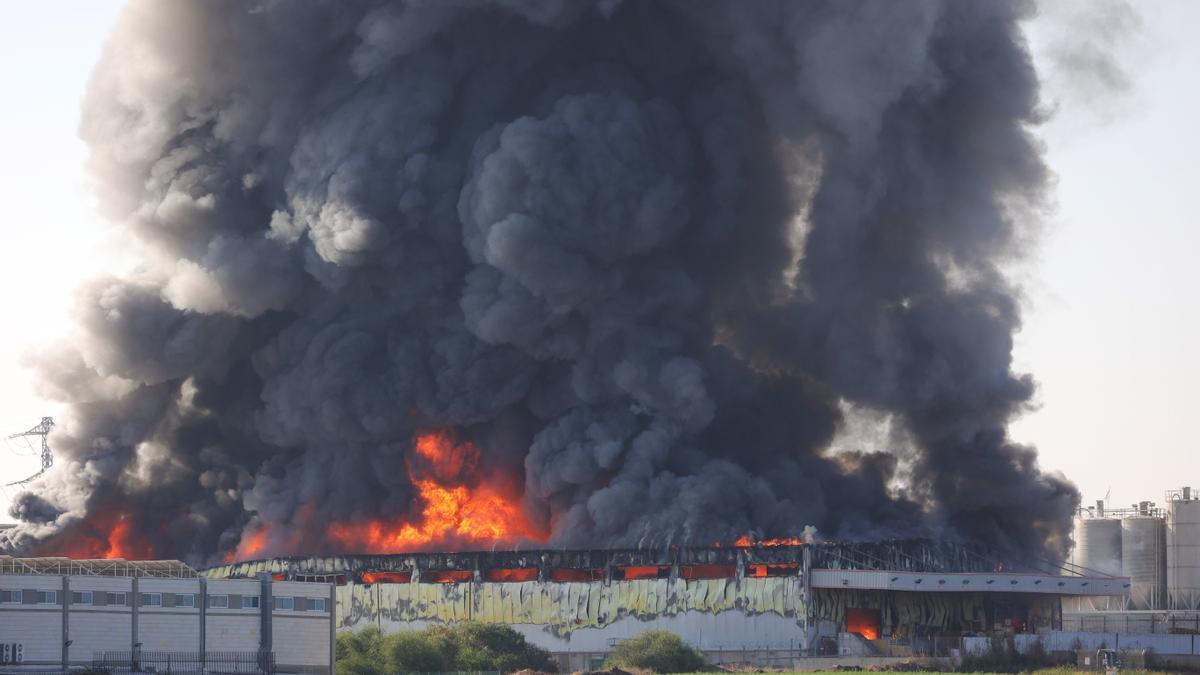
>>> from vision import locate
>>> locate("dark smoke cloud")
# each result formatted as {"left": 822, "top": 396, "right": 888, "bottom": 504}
{"left": 3, "top": 0, "right": 1077, "bottom": 565}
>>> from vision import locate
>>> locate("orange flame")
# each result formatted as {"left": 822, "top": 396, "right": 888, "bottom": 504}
{"left": 38, "top": 509, "right": 154, "bottom": 560}
{"left": 485, "top": 567, "right": 539, "bottom": 582}
{"left": 733, "top": 535, "right": 805, "bottom": 547}
{"left": 225, "top": 524, "right": 271, "bottom": 563}
{"left": 361, "top": 571, "right": 413, "bottom": 584}
{"left": 326, "top": 430, "right": 543, "bottom": 553}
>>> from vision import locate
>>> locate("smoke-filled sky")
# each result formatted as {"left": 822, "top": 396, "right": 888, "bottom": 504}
{"left": 0, "top": 0, "right": 1194, "bottom": 563}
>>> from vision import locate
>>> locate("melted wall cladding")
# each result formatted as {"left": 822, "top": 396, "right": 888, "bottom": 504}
{"left": 335, "top": 577, "right": 806, "bottom": 636}
{"left": 814, "top": 589, "right": 1059, "bottom": 637}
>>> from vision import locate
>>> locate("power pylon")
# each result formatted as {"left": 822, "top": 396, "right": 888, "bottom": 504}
{"left": 5, "top": 416, "right": 54, "bottom": 486}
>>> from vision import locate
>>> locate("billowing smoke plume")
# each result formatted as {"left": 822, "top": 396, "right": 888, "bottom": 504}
{"left": 3, "top": 0, "right": 1078, "bottom": 565}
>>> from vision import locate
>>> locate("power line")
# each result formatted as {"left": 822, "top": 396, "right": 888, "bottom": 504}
{"left": 5, "top": 416, "right": 54, "bottom": 486}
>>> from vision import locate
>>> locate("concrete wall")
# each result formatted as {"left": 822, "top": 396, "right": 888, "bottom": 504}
{"left": 139, "top": 578, "right": 202, "bottom": 652}
{"left": 1037, "top": 630, "right": 1200, "bottom": 654}
{"left": 0, "top": 573, "right": 64, "bottom": 665}
{"left": 274, "top": 581, "right": 335, "bottom": 673}
{"left": 207, "top": 579, "right": 263, "bottom": 651}
{"left": 0, "top": 573, "right": 332, "bottom": 674}
{"left": 68, "top": 576, "right": 133, "bottom": 664}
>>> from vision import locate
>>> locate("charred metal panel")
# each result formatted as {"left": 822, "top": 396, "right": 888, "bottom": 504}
{"left": 204, "top": 540, "right": 1007, "bottom": 582}
{"left": 813, "top": 588, "right": 1059, "bottom": 637}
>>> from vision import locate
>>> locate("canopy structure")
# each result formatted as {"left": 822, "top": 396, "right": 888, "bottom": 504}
{"left": 0, "top": 555, "right": 197, "bottom": 578}
{"left": 811, "top": 568, "right": 1129, "bottom": 596}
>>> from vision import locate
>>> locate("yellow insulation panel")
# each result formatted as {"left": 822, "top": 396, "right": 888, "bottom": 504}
{"left": 337, "top": 577, "right": 807, "bottom": 636}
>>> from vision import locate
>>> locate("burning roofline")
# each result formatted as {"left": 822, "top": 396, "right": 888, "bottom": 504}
{"left": 205, "top": 538, "right": 1021, "bottom": 582}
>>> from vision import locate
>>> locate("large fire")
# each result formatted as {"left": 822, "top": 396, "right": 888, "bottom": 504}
{"left": 326, "top": 430, "right": 543, "bottom": 553}
{"left": 225, "top": 524, "right": 271, "bottom": 563}
{"left": 38, "top": 509, "right": 154, "bottom": 560}
{"left": 733, "top": 535, "right": 806, "bottom": 547}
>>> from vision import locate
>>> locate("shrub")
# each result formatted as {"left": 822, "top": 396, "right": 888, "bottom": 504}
{"left": 336, "top": 626, "right": 387, "bottom": 675}
{"left": 451, "top": 621, "right": 556, "bottom": 673}
{"left": 385, "top": 631, "right": 450, "bottom": 673}
{"left": 336, "top": 621, "right": 555, "bottom": 674}
{"left": 606, "top": 630, "right": 706, "bottom": 673}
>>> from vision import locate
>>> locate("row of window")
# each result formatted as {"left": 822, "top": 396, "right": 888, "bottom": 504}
{"left": 272, "top": 596, "right": 327, "bottom": 611}
{"left": 0, "top": 590, "right": 57, "bottom": 604}
{"left": 2, "top": 590, "right": 325, "bottom": 612}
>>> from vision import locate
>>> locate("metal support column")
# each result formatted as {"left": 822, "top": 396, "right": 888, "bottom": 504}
{"left": 131, "top": 576, "right": 139, "bottom": 670}
{"left": 802, "top": 545, "right": 814, "bottom": 651}
{"left": 259, "top": 573, "right": 273, "bottom": 657}
{"left": 329, "top": 582, "right": 337, "bottom": 675}
{"left": 199, "top": 576, "right": 207, "bottom": 667}
{"left": 61, "top": 576, "right": 70, "bottom": 669}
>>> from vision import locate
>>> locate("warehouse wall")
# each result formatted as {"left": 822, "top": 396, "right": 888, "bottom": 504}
{"left": 0, "top": 573, "right": 63, "bottom": 665}
{"left": 68, "top": 576, "right": 133, "bottom": 664}
{"left": 273, "top": 581, "right": 335, "bottom": 673}
{"left": 206, "top": 579, "right": 263, "bottom": 651}
{"left": 812, "top": 588, "right": 1059, "bottom": 638}
{"left": 336, "top": 576, "right": 808, "bottom": 649}
{"left": 0, "top": 572, "right": 332, "bottom": 674}
{"left": 138, "top": 578, "right": 202, "bottom": 652}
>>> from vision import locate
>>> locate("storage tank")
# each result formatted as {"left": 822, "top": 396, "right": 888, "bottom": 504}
{"left": 1168, "top": 489, "right": 1200, "bottom": 610}
{"left": 1074, "top": 516, "right": 1123, "bottom": 576}
{"left": 1072, "top": 514, "right": 1123, "bottom": 612}
{"left": 1121, "top": 515, "right": 1166, "bottom": 609}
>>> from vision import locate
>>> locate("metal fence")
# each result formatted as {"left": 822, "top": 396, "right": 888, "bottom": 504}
{"left": 1063, "top": 612, "right": 1200, "bottom": 634}
{"left": 92, "top": 650, "right": 275, "bottom": 675}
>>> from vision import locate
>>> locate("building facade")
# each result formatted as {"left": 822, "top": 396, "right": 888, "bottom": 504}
{"left": 207, "top": 542, "right": 1127, "bottom": 671}
{"left": 0, "top": 557, "right": 334, "bottom": 675}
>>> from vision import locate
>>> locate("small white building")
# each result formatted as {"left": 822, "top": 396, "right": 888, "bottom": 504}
{"left": 0, "top": 556, "right": 333, "bottom": 675}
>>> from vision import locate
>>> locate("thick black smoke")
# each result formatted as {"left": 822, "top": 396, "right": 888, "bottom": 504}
{"left": 3, "top": 0, "right": 1078, "bottom": 564}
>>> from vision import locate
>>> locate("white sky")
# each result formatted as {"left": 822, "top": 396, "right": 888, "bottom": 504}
{"left": 0, "top": 1, "right": 1196, "bottom": 521}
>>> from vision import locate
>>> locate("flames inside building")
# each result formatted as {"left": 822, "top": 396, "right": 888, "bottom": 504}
{"left": 207, "top": 541, "right": 1123, "bottom": 669}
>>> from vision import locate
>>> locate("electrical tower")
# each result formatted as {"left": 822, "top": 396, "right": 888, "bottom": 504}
{"left": 5, "top": 416, "right": 54, "bottom": 486}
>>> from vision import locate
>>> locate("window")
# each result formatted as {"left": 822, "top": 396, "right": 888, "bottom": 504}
{"left": 0, "top": 590, "right": 21, "bottom": 604}
{"left": 106, "top": 592, "right": 127, "bottom": 606}
{"left": 71, "top": 591, "right": 93, "bottom": 605}
{"left": 309, "top": 597, "right": 327, "bottom": 612}
{"left": 175, "top": 593, "right": 195, "bottom": 608}
{"left": 273, "top": 596, "right": 294, "bottom": 611}
{"left": 37, "top": 590, "right": 57, "bottom": 605}
{"left": 243, "top": 596, "right": 260, "bottom": 609}
{"left": 140, "top": 593, "right": 162, "bottom": 607}
{"left": 209, "top": 594, "right": 229, "bottom": 609}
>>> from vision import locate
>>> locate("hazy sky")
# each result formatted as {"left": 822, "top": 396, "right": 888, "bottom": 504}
{"left": 0, "top": 1, "right": 1195, "bottom": 521}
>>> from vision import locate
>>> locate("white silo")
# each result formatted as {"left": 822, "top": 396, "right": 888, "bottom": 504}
{"left": 1074, "top": 514, "right": 1122, "bottom": 576}
{"left": 1121, "top": 514, "right": 1166, "bottom": 609}
{"left": 1168, "top": 488, "right": 1200, "bottom": 610}
{"left": 1072, "top": 510, "right": 1124, "bottom": 612}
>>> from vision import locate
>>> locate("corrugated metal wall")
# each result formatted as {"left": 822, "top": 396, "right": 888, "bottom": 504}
{"left": 337, "top": 576, "right": 807, "bottom": 637}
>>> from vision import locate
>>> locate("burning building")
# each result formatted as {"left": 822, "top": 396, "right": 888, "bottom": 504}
{"left": 206, "top": 542, "right": 1125, "bottom": 669}
{"left": 2, "top": 0, "right": 1077, "bottom": 570}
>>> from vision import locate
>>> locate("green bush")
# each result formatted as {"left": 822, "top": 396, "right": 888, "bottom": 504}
{"left": 337, "top": 626, "right": 388, "bottom": 675}
{"left": 336, "top": 621, "right": 555, "bottom": 675}
{"left": 605, "top": 629, "right": 706, "bottom": 673}
{"left": 385, "top": 631, "right": 450, "bottom": 673}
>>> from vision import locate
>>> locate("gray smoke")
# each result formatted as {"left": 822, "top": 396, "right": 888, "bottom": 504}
{"left": 3, "top": 0, "right": 1078, "bottom": 565}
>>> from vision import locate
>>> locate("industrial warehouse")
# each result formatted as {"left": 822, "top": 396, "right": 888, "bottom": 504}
{"left": 207, "top": 540, "right": 1121, "bottom": 670}
{"left": 0, "top": 556, "right": 334, "bottom": 674}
